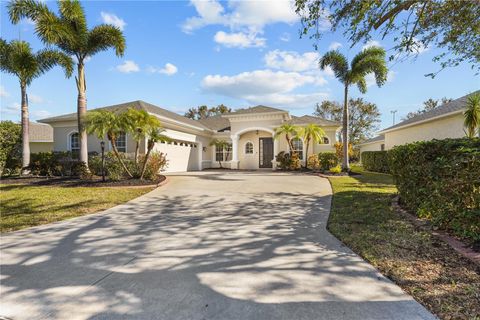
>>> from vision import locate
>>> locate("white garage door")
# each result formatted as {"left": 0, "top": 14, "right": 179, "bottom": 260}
{"left": 154, "top": 140, "right": 199, "bottom": 172}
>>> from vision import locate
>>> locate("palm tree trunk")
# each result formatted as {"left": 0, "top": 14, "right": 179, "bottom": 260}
{"left": 76, "top": 62, "right": 89, "bottom": 167}
{"left": 134, "top": 141, "right": 139, "bottom": 166}
{"left": 110, "top": 137, "right": 133, "bottom": 178}
{"left": 342, "top": 85, "right": 350, "bottom": 171}
{"left": 139, "top": 141, "right": 153, "bottom": 180}
{"left": 304, "top": 136, "right": 310, "bottom": 169}
{"left": 20, "top": 83, "right": 30, "bottom": 175}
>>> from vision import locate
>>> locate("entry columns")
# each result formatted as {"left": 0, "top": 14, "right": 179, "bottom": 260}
{"left": 272, "top": 135, "right": 279, "bottom": 170}
{"left": 231, "top": 135, "right": 239, "bottom": 169}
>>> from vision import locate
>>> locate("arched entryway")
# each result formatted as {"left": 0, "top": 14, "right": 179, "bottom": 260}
{"left": 230, "top": 127, "right": 278, "bottom": 170}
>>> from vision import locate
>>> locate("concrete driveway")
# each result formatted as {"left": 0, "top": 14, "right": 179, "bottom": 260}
{"left": 0, "top": 171, "right": 434, "bottom": 320}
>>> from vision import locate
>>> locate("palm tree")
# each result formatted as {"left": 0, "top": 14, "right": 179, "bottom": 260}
{"left": 298, "top": 124, "right": 325, "bottom": 168}
{"left": 464, "top": 93, "right": 480, "bottom": 138}
{"left": 140, "top": 128, "right": 170, "bottom": 180}
{"left": 320, "top": 47, "right": 388, "bottom": 171}
{"left": 124, "top": 108, "right": 161, "bottom": 165}
{"left": 0, "top": 39, "right": 73, "bottom": 174}
{"left": 85, "top": 110, "right": 133, "bottom": 178}
{"left": 9, "top": 0, "right": 126, "bottom": 168}
{"left": 274, "top": 123, "right": 299, "bottom": 151}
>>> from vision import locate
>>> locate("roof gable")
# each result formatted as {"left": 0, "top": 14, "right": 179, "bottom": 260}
{"left": 288, "top": 115, "right": 341, "bottom": 127}
{"left": 224, "top": 105, "right": 288, "bottom": 116}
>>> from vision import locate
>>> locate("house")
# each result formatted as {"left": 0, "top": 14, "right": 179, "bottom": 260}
{"left": 357, "top": 91, "right": 478, "bottom": 157}
{"left": 29, "top": 122, "right": 54, "bottom": 153}
{"left": 37, "top": 100, "right": 341, "bottom": 172}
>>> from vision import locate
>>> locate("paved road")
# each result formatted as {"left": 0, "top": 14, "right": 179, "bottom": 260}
{"left": 0, "top": 171, "right": 435, "bottom": 320}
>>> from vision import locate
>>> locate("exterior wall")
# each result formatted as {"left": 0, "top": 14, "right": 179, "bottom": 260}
{"left": 358, "top": 141, "right": 384, "bottom": 154}
{"left": 384, "top": 113, "right": 465, "bottom": 149}
{"left": 30, "top": 142, "right": 53, "bottom": 153}
{"left": 312, "top": 129, "right": 338, "bottom": 154}
{"left": 238, "top": 130, "right": 272, "bottom": 170}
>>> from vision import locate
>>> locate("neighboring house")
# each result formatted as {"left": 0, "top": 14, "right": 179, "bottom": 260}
{"left": 357, "top": 91, "right": 479, "bottom": 157}
{"left": 38, "top": 101, "right": 341, "bottom": 172}
{"left": 29, "top": 122, "right": 54, "bottom": 153}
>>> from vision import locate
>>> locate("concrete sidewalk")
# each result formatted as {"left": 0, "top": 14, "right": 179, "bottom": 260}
{"left": 0, "top": 171, "right": 435, "bottom": 319}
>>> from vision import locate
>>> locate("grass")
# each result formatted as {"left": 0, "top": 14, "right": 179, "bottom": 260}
{"left": 327, "top": 165, "right": 480, "bottom": 320}
{"left": 0, "top": 184, "right": 154, "bottom": 232}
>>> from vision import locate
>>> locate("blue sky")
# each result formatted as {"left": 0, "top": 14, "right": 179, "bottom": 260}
{"left": 1, "top": 0, "right": 478, "bottom": 131}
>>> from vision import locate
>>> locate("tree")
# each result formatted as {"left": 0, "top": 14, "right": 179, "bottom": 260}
{"left": 314, "top": 98, "right": 380, "bottom": 144}
{"left": 464, "top": 93, "right": 480, "bottom": 138}
{"left": 0, "top": 39, "right": 73, "bottom": 174}
{"left": 295, "top": 0, "right": 480, "bottom": 76}
{"left": 184, "top": 104, "right": 231, "bottom": 120}
{"left": 209, "top": 139, "right": 231, "bottom": 168}
{"left": 85, "top": 110, "right": 133, "bottom": 178}
{"left": 297, "top": 124, "right": 325, "bottom": 168}
{"left": 123, "top": 108, "right": 161, "bottom": 165}
{"left": 403, "top": 97, "right": 453, "bottom": 120}
{"left": 0, "top": 121, "right": 22, "bottom": 175}
{"left": 140, "top": 128, "right": 169, "bottom": 180}
{"left": 274, "top": 123, "right": 299, "bottom": 151}
{"left": 9, "top": 0, "right": 126, "bottom": 168}
{"left": 320, "top": 47, "right": 388, "bottom": 171}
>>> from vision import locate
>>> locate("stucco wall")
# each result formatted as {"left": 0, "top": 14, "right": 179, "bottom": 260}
{"left": 384, "top": 113, "right": 465, "bottom": 149}
{"left": 30, "top": 142, "right": 53, "bottom": 153}
{"left": 358, "top": 141, "right": 384, "bottom": 154}
{"left": 238, "top": 130, "right": 272, "bottom": 170}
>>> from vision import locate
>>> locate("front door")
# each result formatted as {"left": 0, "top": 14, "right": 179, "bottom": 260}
{"left": 259, "top": 137, "right": 273, "bottom": 168}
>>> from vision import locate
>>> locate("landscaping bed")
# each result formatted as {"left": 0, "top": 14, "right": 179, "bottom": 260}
{"left": 327, "top": 166, "right": 480, "bottom": 320}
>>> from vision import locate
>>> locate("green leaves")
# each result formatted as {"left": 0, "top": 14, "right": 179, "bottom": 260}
{"left": 319, "top": 50, "right": 349, "bottom": 83}
{"left": 464, "top": 93, "right": 480, "bottom": 138}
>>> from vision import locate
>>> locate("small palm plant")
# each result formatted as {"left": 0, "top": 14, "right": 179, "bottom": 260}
{"left": 298, "top": 124, "right": 326, "bottom": 168}
{"left": 209, "top": 139, "right": 231, "bottom": 168}
{"left": 140, "top": 128, "right": 170, "bottom": 180}
{"left": 85, "top": 110, "right": 133, "bottom": 178}
{"left": 9, "top": 0, "right": 126, "bottom": 168}
{"left": 320, "top": 47, "right": 388, "bottom": 171}
{"left": 124, "top": 108, "right": 161, "bottom": 165}
{"left": 274, "top": 123, "right": 299, "bottom": 151}
{"left": 0, "top": 39, "right": 73, "bottom": 174}
{"left": 464, "top": 93, "right": 480, "bottom": 138}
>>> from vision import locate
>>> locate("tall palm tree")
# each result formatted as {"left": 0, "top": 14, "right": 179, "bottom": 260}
{"left": 464, "top": 93, "right": 480, "bottom": 138}
{"left": 124, "top": 108, "right": 161, "bottom": 165}
{"left": 320, "top": 47, "right": 388, "bottom": 171}
{"left": 0, "top": 39, "right": 73, "bottom": 174}
{"left": 85, "top": 110, "right": 132, "bottom": 178}
{"left": 274, "top": 123, "right": 299, "bottom": 151}
{"left": 298, "top": 124, "right": 325, "bottom": 168}
{"left": 9, "top": 0, "right": 126, "bottom": 168}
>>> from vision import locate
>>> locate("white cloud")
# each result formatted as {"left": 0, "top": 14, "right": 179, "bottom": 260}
{"left": 362, "top": 40, "right": 382, "bottom": 49}
{"left": 214, "top": 31, "right": 265, "bottom": 48}
{"left": 3, "top": 102, "right": 20, "bottom": 114}
{"left": 0, "top": 86, "right": 9, "bottom": 98}
{"left": 365, "top": 70, "right": 396, "bottom": 87}
{"left": 28, "top": 94, "right": 44, "bottom": 104}
{"left": 279, "top": 32, "right": 290, "bottom": 42}
{"left": 101, "top": 12, "right": 126, "bottom": 30}
{"left": 31, "top": 109, "right": 51, "bottom": 118}
{"left": 264, "top": 50, "right": 319, "bottom": 72}
{"left": 148, "top": 63, "right": 178, "bottom": 76}
{"left": 328, "top": 42, "right": 342, "bottom": 50}
{"left": 201, "top": 69, "right": 327, "bottom": 108}
{"left": 116, "top": 60, "right": 140, "bottom": 73}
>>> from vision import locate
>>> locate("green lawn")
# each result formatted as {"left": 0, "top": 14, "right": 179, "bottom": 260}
{"left": 0, "top": 184, "right": 154, "bottom": 232}
{"left": 327, "top": 166, "right": 480, "bottom": 320}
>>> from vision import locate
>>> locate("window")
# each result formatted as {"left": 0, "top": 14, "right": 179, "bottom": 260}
{"left": 215, "top": 144, "right": 232, "bottom": 162}
{"left": 292, "top": 138, "right": 303, "bottom": 160}
{"left": 323, "top": 137, "right": 330, "bottom": 144}
{"left": 381, "top": 144, "right": 385, "bottom": 151}
{"left": 245, "top": 142, "right": 253, "bottom": 154}
{"left": 70, "top": 132, "right": 79, "bottom": 152}
{"left": 116, "top": 132, "right": 126, "bottom": 153}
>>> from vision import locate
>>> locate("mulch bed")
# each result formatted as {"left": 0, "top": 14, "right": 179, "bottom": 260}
{"left": 0, "top": 175, "right": 166, "bottom": 188}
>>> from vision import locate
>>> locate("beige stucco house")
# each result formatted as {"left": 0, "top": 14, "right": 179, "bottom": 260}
{"left": 29, "top": 122, "right": 54, "bottom": 153}
{"left": 357, "top": 91, "right": 478, "bottom": 157}
{"left": 37, "top": 101, "right": 341, "bottom": 172}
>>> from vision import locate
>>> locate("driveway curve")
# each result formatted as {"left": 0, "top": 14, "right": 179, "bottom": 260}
{"left": 0, "top": 171, "right": 434, "bottom": 320}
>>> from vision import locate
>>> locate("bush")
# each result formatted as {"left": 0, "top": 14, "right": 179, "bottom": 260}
{"left": 307, "top": 154, "right": 320, "bottom": 170}
{"left": 334, "top": 142, "right": 355, "bottom": 162}
{"left": 275, "top": 151, "right": 301, "bottom": 170}
{"left": 329, "top": 164, "right": 342, "bottom": 174}
{"left": 389, "top": 138, "right": 480, "bottom": 243}
{"left": 0, "top": 121, "right": 21, "bottom": 175}
{"left": 362, "top": 151, "right": 390, "bottom": 173}
{"left": 140, "top": 152, "right": 168, "bottom": 180}
{"left": 29, "top": 152, "right": 83, "bottom": 176}
{"left": 318, "top": 152, "right": 339, "bottom": 171}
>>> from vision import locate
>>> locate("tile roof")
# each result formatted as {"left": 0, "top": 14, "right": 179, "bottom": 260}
{"left": 197, "top": 115, "right": 231, "bottom": 131}
{"left": 39, "top": 100, "right": 210, "bottom": 131}
{"left": 225, "top": 105, "right": 287, "bottom": 115}
{"left": 29, "top": 122, "right": 53, "bottom": 142}
{"left": 381, "top": 91, "right": 479, "bottom": 132}
{"left": 288, "top": 115, "right": 341, "bottom": 127}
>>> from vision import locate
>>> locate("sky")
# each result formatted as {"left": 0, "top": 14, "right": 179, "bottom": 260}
{"left": 0, "top": 0, "right": 479, "bottom": 131}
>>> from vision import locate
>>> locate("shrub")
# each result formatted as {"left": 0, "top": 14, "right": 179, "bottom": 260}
{"left": 289, "top": 152, "right": 301, "bottom": 170}
{"left": 329, "top": 164, "right": 342, "bottom": 174}
{"left": 362, "top": 151, "right": 390, "bottom": 173}
{"left": 318, "top": 152, "right": 339, "bottom": 171}
{"left": 29, "top": 152, "right": 84, "bottom": 176}
{"left": 389, "top": 138, "right": 480, "bottom": 243}
{"left": 276, "top": 151, "right": 291, "bottom": 170}
{"left": 334, "top": 142, "right": 355, "bottom": 162}
{"left": 307, "top": 154, "right": 320, "bottom": 170}
{"left": 140, "top": 152, "right": 168, "bottom": 181}
{"left": 0, "top": 121, "right": 21, "bottom": 175}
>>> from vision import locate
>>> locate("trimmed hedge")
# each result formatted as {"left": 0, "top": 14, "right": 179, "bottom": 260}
{"left": 318, "top": 152, "right": 339, "bottom": 171}
{"left": 361, "top": 151, "right": 390, "bottom": 173}
{"left": 389, "top": 138, "right": 480, "bottom": 243}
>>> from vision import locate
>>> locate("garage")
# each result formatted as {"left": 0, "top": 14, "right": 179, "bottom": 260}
{"left": 154, "top": 140, "right": 199, "bottom": 172}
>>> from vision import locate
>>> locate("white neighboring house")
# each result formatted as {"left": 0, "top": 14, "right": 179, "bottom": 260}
{"left": 36, "top": 101, "right": 341, "bottom": 172}
{"left": 357, "top": 91, "right": 479, "bottom": 158}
